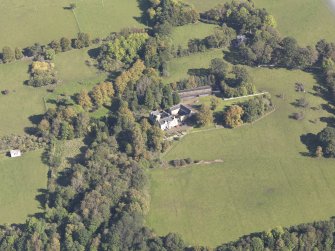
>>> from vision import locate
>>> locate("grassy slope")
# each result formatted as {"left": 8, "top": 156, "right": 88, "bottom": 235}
{"left": 253, "top": 0, "right": 335, "bottom": 46}
{"left": 171, "top": 23, "right": 219, "bottom": 49}
{"left": 0, "top": 61, "right": 46, "bottom": 136}
{"left": 148, "top": 59, "right": 335, "bottom": 246}
{"left": 185, "top": 0, "right": 335, "bottom": 46}
{"left": 164, "top": 49, "right": 223, "bottom": 84}
{"left": 0, "top": 150, "right": 47, "bottom": 224}
{"left": 0, "top": 0, "right": 144, "bottom": 49}
{"left": 0, "top": 47, "right": 106, "bottom": 136}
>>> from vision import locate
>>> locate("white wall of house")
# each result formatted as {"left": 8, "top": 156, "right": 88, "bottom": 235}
{"left": 167, "top": 118, "right": 179, "bottom": 129}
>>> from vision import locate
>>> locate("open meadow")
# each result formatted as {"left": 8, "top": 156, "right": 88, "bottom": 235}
{"left": 147, "top": 64, "right": 335, "bottom": 246}
{"left": 0, "top": 0, "right": 144, "bottom": 49}
{"left": 0, "top": 150, "right": 47, "bottom": 224}
{"left": 185, "top": 0, "right": 335, "bottom": 46}
{"left": 0, "top": 46, "right": 106, "bottom": 137}
{"left": 171, "top": 23, "right": 219, "bottom": 49}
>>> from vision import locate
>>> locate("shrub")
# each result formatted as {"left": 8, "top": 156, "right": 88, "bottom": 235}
{"left": 27, "top": 61, "right": 58, "bottom": 87}
{"left": 172, "top": 159, "right": 181, "bottom": 167}
{"left": 180, "top": 159, "right": 187, "bottom": 166}
{"left": 185, "top": 158, "right": 193, "bottom": 164}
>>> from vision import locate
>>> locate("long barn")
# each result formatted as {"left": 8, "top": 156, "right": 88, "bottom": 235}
{"left": 178, "top": 86, "right": 212, "bottom": 99}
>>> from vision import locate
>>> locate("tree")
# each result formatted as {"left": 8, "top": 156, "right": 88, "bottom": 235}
{"left": 115, "top": 59, "right": 145, "bottom": 94}
{"left": 164, "top": 233, "right": 185, "bottom": 251}
{"left": 14, "top": 47, "right": 23, "bottom": 60}
{"left": 75, "top": 33, "right": 91, "bottom": 49}
{"left": 49, "top": 40, "right": 61, "bottom": 53}
{"left": 91, "top": 85, "right": 104, "bottom": 106}
{"left": 148, "top": 126, "right": 164, "bottom": 152}
{"left": 264, "top": 15, "right": 277, "bottom": 28}
{"left": 161, "top": 85, "right": 173, "bottom": 108}
{"left": 210, "top": 58, "right": 229, "bottom": 80}
{"left": 251, "top": 237, "right": 264, "bottom": 251}
{"left": 131, "top": 125, "right": 146, "bottom": 158}
{"left": 210, "top": 96, "right": 220, "bottom": 110}
{"left": 224, "top": 105, "right": 244, "bottom": 128}
{"left": 2, "top": 46, "right": 15, "bottom": 63}
{"left": 297, "top": 97, "right": 309, "bottom": 108}
{"left": 78, "top": 90, "right": 93, "bottom": 111}
{"left": 232, "top": 66, "right": 252, "bottom": 84}
{"left": 38, "top": 119, "right": 50, "bottom": 136}
{"left": 144, "top": 89, "right": 155, "bottom": 110}
{"left": 317, "top": 127, "right": 335, "bottom": 157}
{"left": 60, "top": 37, "right": 71, "bottom": 51}
{"left": 172, "top": 92, "right": 181, "bottom": 105}
{"left": 196, "top": 104, "right": 213, "bottom": 126}
{"left": 44, "top": 49, "right": 55, "bottom": 60}
{"left": 205, "top": 26, "right": 236, "bottom": 49}
{"left": 315, "top": 146, "right": 323, "bottom": 158}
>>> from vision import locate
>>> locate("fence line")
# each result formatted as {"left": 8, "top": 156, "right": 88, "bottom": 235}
{"left": 222, "top": 91, "right": 269, "bottom": 102}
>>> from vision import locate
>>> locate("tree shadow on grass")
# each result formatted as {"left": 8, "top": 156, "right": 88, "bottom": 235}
{"left": 321, "top": 103, "right": 335, "bottom": 116}
{"left": 35, "top": 188, "right": 48, "bottom": 210}
{"left": 187, "top": 68, "right": 210, "bottom": 77}
{"left": 28, "top": 114, "right": 43, "bottom": 125}
{"left": 310, "top": 69, "right": 335, "bottom": 105}
{"left": 300, "top": 133, "right": 318, "bottom": 157}
{"left": 87, "top": 47, "right": 100, "bottom": 59}
{"left": 135, "top": 0, "right": 151, "bottom": 26}
{"left": 56, "top": 168, "right": 72, "bottom": 187}
{"left": 214, "top": 111, "right": 224, "bottom": 125}
{"left": 320, "top": 116, "right": 335, "bottom": 128}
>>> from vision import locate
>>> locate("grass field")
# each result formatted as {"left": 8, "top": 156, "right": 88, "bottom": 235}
{"left": 0, "top": 61, "right": 46, "bottom": 136}
{"left": 0, "top": 47, "right": 106, "bottom": 136}
{"left": 164, "top": 49, "right": 223, "bottom": 84}
{"left": 148, "top": 65, "right": 335, "bottom": 246}
{"left": 184, "top": 0, "right": 335, "bottom": 46}
{"left": 0, "top": 0, "right": 144, "bottom": 49}
{"left": 0, "top": 150, "right": 47, "bottom": 224}
{"left": 171, "top": 23, "right": 218, "bottom": 49}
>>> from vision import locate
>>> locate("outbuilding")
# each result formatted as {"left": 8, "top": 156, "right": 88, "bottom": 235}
{"left": 10, "top": 149, "right": 21, "bottom": 158}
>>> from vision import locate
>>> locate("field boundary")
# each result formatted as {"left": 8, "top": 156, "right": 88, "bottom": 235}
{"left": 162, "top": 107, "right": 277, "bottom": 158}
{"left": 222, "top": 92, "right": 269, "bottom": 102}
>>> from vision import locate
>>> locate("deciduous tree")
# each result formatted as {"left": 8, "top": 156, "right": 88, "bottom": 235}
{"left": 224, "top": 105, "right": 244, "bottom": 128}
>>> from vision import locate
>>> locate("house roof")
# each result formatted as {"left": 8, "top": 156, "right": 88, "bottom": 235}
{"left": 158, "top": 115, "right": 176, "bottom": 125}
{"left": 10, "top": 149, "right": 21, "bottom": 157}
{"left": 178, "top": 85, "right": 212, "bottom": 94}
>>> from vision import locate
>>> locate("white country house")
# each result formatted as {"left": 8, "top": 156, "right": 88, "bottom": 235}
{"left": 150, "top": 104, "right": 192, "bottom": 130}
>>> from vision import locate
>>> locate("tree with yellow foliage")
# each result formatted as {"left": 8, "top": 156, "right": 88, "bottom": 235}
{"left": 115, "top": 60, "right": 145, "bottom": 95}
{"left": 224, "top": 105, "right": 244, "bottom": 128}
{"left": 77, "top": 90, "right": 93, "bottom": 111}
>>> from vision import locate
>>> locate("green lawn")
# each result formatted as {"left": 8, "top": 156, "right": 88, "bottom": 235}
{"left": 0, "top": 61, "right": 46, "bottom": 136}
{"left": 185, "top": 0, "right": 224, "bottom": 11}
{"left": 0, "top": 0, "right": 144, "bottom": 49}
{"left": 253, "top": 0, "right": 335, "bottom": 46}
{"left": 0, "top": 150, "right": 48, "bottom": 224}
{"left": 0, "top": 47, "right": 106, "bottom": 136}
{"left": 171, "top": 23, "right": 218, "bottom": 49}
{"left": 148, "top": 67, "right": 335, "bottom": 247}
{"left": 184, "top": 0, "right": 335, "bottom": 46}
{"left": 164, "top": 49, "right": 223, "bottom": 84}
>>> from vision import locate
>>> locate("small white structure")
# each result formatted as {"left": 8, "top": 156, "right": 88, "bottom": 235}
{"left": 10, "top": 149, "right": 21, "bottom": 158}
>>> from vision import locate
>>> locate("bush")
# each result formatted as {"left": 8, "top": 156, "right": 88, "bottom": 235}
{"left": 185, "top": 158, "right": 193, "bottom": 164}
{"left": 1, "top": 90, "right": 9, "bottom": 95}
{"left": 27, "top": 61, "right": 58, "bottom": 87}
{"left": 171, "top": 159, "right": 181, "bottom": 167}
{"left": 293, "top": 111, "right": 304, "bottom": 120}
{"left": 180, "top": 159, "right": 187, "bottom": 166}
